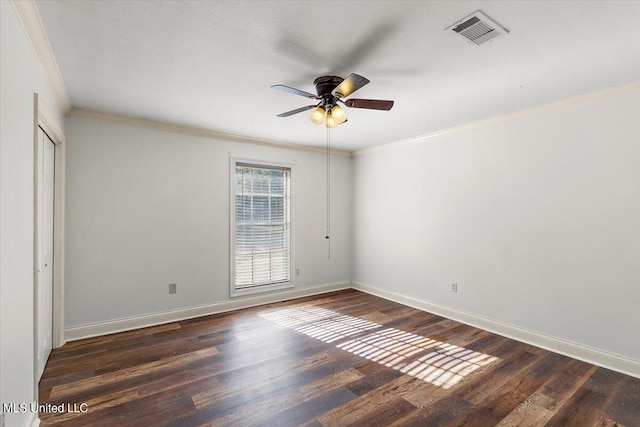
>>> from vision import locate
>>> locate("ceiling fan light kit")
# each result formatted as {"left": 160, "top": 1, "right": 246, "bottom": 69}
{"left": 272, "top": 73, "right": 394, "bottom": 127}
{"left": 330, "top": 105, "right": 347, "bottom": 124}
{"left": 325, "top": 112, "right": 338, "bottom": 128}
{"left": 310, "top": 106, "right": 325, "bottom": 125}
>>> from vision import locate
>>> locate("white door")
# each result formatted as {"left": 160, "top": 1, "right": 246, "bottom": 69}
{"left": 37, "top": 128, "right": 55, "bottom": 380}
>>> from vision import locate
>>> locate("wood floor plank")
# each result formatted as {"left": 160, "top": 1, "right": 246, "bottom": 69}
{"left": 206, "top": 368, "right": 363, "bottom": 426}
{"left": 252, "top": 387, "right": 359, "bottom": 427}
{"left": 388, "top": 395, "right": 472, "bottom": 427}
{"left": 593, "top": 369, "right": 640, "bottom": 427}
{"left": 316, "top": 374, "right": 424, "bottom": 426}
{"left": 594, "top": 416, "right": 628, "bottom": 427}
{"left": 348, "top": 361, "right": 406, "bottom": 396}
{"left": 189, "top": 351, "right": 338, "bottom": 409}
{"left": 39, "top": 290, "right": 640, "bottom": 427}
{"left": 49, "top": 322, "right": 182, "bottom": 355}
{"left": 39, "top": 387, "right": 139, "bottom": 425}
{"left": 401, "top": 338, "right": 518, "bottom": 409}
{"left": 493, "top": 392, "right": 557, "bottom": 427}
{"left": 345, "top": 396, "right": 417, "bottom": 427}
{"left": 165, "top": 350, "right": 366, "bottom": 425}
{"left": 538, "top": 359, "right": 598, "bottom": 405}
{"left": 48, "top": 346, "right": 219, "bottom": 400}
{"left": 466, "top": 372, "right": 545, "bottom": 425}
{"left": 544, "top": 386, "right": 611, "bottom": 427}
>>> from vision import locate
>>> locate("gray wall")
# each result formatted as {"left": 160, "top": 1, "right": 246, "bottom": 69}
{"left": 0, "top": 3, "right": 66, "bottom": 426}
{"left": 64, "top": 116, "right": 352, "bottom": 327}
{"left": 352, "top": 89, "right": 640, "bottom": 360}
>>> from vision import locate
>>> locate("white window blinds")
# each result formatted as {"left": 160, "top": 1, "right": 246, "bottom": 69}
{"left": 233, "top": 163, "right": 291, "bottom": 293}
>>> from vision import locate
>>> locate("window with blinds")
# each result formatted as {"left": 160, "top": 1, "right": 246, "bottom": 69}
{"left": 231, "top": 161, "right": 293, "bottom": 296}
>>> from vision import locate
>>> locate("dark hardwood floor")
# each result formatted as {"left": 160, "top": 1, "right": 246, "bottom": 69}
{"left": 39, "top": 289, "right": 639, "bottom": 426}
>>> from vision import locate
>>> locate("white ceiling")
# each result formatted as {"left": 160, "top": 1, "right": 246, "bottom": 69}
{"left": 36, "top": 1, "right": 640, "bottom": 152}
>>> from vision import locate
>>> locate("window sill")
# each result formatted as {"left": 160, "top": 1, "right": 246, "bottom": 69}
{"left": 230, "top": 282, "right": 294, "bottom": 298}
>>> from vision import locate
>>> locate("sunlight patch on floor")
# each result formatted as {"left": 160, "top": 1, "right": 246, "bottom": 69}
{"left": 260, "top": 305, "right": 380, "bottom": 343}
{"left": 260, "top": 305, "right": 499, "bottom": 389}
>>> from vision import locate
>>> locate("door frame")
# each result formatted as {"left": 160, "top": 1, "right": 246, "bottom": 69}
{"left": 32, "top": 94, "right": 66, "bottom": 394}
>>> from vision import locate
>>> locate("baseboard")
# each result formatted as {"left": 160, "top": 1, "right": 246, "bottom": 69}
{"left": 26, "top": 410, "right": 39, "bottom": 427}
{"left": 352, "top": 281, "right": 640, "bottom": 379}
{"left": 65, "top": 281, "right": 351, "bottom": 341}
{"left": 64, "top": 280, "right": 639, "bottom": 378}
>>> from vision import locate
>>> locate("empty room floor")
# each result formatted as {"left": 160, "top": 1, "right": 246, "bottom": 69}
{"left": 39, "top": 290, "right": 639, "bottom": 426}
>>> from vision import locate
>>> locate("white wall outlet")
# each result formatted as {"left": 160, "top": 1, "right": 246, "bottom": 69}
{"left": 169, "top": 283, "right": 177, "bottom": 294}
{"left": 296, "top": 268, "right": 300, "bottom": 276}
{"left": 451, "top": 283, "right": 458, "bottom": 292}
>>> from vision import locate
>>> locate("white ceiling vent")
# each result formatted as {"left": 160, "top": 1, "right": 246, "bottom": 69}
{"left": 446, "top": 10, "right": 509, "bottom": 45}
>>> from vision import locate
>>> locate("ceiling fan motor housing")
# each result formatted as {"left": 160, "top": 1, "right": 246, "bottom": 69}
{"left": 314, "top": 76, "right": 343, "bottom": 108}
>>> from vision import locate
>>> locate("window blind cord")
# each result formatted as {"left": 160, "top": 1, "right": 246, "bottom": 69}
{"left": 326, "top": 127, "right": 331, "bottom": 260}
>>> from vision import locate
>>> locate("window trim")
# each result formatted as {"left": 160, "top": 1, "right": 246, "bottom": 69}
{"left": 229, "top": 157, "right": 295, "bottom": 297}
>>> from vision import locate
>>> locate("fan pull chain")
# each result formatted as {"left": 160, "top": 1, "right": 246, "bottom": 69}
{"left": 326, "top": 127, "right": 331, "bottom": 260}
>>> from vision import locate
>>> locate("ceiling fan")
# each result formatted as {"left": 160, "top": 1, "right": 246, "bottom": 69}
{"left": 271, "top": 73, "right": 394, "bottom": 128}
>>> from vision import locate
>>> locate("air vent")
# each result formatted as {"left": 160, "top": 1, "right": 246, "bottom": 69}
{"left": 446, "top": 10, "right": 509, "bottom": 45}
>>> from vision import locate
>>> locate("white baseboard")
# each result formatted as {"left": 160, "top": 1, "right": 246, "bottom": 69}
{"left": 65, "top": 281, "right": 351, "bottom": 341}
{"left": 26, "top": 410, "right": 39, "bottom": 427}
{"left": 63, "top": 280, "right": 639, "bottom": 379}
{"left": 352, "top": 281, "right": 640, "bottom": 379}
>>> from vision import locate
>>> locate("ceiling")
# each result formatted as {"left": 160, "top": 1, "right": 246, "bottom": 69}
{"left": 36, "top": 1, "right": 640, "bottom": 152}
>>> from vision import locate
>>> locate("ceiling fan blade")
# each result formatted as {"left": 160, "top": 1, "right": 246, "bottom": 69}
{"left": 271, "top": 85, "right": 319, "bottom": 99}
{"left": 276, "top": 105, "right": 317, "bottom": 117}
{"left": 331, "top": 23, "right": 398, "bottom": 74}
{"left": 333, "top": 73, "right": 370, "bottom": 98}
{"left": 344, "top": 98, "right": 394, "bottom": 110}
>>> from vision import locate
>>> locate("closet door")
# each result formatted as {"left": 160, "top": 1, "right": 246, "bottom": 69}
{"left": 37, "top": 128, "right": 55, "bottom": 381}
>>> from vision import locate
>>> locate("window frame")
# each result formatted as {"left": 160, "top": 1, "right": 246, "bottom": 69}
{"left": 229, "top": 157, "right": 295, "bottom": 297}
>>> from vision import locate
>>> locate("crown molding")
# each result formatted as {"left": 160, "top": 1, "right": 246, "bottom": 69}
{"left": 11, "top": 0, "right": 72, "bottom": 112}
{"left": 69, "top": 109, "right": 353, "bottom": 157}
{"left": 353, "top": 80, "right": 640, "bottom": 157}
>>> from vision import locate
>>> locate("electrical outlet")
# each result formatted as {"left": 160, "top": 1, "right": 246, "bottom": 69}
{"left": 451, "top": 283, "right": 458, "bottom": 292}
{"left": 296, "top": 268, "right": 300, "bottom": 276}
{"left": 169, "top": 283, "right": 177, "bottom": 294}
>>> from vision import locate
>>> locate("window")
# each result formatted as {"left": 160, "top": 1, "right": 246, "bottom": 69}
{"left": 231, "top": 160, "right": 293, "bottom": 296}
